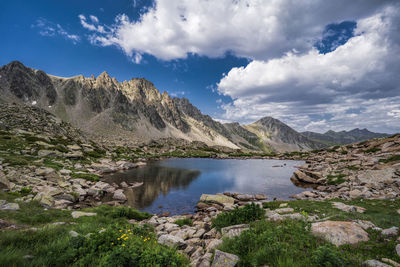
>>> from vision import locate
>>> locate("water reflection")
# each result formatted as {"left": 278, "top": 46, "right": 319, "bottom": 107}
{"left": 105, "top": 164, "right": 200, "bottom": 209}
{"left": 104, "top": 158, "right": 307, "bottom": 215}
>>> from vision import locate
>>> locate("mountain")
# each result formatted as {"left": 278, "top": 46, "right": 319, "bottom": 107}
{"left": 0, "top": 61, "right": 323, "bottom": 152}
{"left": 244, "top": 117, "right": 323, "bottom": 152}
{"left": 302, "top": 128, "right": 391, "bottom": 145}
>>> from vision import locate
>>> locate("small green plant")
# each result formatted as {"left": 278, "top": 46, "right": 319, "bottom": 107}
{"left": 311, "top": 245, "right": 349, "bottom": 267}
{"left": 212, "top": 203, "right": 264, "bottom": 230}
{"left": 174, "top": 218, "right": 192, "bottom": 227}
{"left": 96, "top": 205, "right": 152, "bottom": 221}
{"left": 346, "top": 165, "right": 359, "bottom": 171}
{"left": 365, "top": 147, "right": 381, "bottom": 153}
{"left": 379, "top": 155, "right": 400, "bottom": 163}
{"left": 326, "top": 174, "right": 346, "bottom": 185}
{"left": 70, "top": 172, "right": 100, "bottom": 181}
{"left": 340, "top": 150, "right": 348, "bottom": 155}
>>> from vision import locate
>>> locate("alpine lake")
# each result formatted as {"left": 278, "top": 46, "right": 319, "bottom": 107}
{"left": 104, "top": 158, "right": 308, "bottom": 215}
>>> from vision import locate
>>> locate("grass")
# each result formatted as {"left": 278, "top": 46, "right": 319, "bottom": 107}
{"left": 379, "top": 155, "right": 400, "bottom": 163}
{"left": 346, "top": 165, "right": 360, "bottom": 171}
{"left": 70, "top": 172, "right": 100, "bottom": 182}
{"left": 326, "top": 173, "right": 347, "bottom": 185}
{"left": 365, "top": 147, "right": 381, "bottom": 153}
{"left": 212, "top": 203, "right": 264, "bottom": 230}
{"left": 216, "top": 199, "right": 400, "bottom": 266}
{"left": 0, "top": 191, "right": 188, "bottom": 266}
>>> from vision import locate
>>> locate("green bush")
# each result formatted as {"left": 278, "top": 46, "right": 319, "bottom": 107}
{"left": 212, "top": 203, "right": 264, "bottom": 230}
{"left": 175, "top": 218, "right": 192, "bottom": 227}
{"left": 379, "top": 155, "right": 400, "bottom": 163}
{"left": 312, "top": 245, "right": 349, "bottom": 267}
{"left": 326, "top": 174, "right": 346, "bottom": 185}
{"left": 96, "top": 205, "right": 152, "bottom": 221}
{"left": 71, "top": 172, "right": 100, "bottom": 182}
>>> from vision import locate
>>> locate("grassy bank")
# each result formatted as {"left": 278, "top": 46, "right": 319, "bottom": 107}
{"left": 213, "top": 199, "right": 400, "bottom": 267}
{"left": 0, "top": 192, "right": 188, "bottom": 267}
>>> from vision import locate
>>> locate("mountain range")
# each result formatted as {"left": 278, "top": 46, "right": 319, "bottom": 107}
{"left": 0, "top": 61, "right": 389, "bottom": 152}
{"left": 301, "top": 129, "right": 391, "bottom": 146}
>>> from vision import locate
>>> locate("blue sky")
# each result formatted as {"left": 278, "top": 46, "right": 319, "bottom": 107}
{"left": 1, "top": 0, "right": 399, "bottom": 133}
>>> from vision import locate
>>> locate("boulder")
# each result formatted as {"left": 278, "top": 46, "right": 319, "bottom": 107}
{"left": 69, "top": 230, "right": 79, "bottom": 237}
{"left": 349, "top": 189, "right": 362, "bottom": 199}
{"left": 206, "top": 239, "right": 223, "bottom": 251}
{"left": 332, "top": 202, "right": 366, "bottom": 213}
{"left": 362, "top": 260, "right": 390, "bottom": 267}
{"left": 275, "top": 208, "right": 294, "bottom": 214}
{"left": 113, "top": 189, "right": 127, "bottom": 201}
{"left": 254, "top": 194, "right": 268, "bottom": 200}
{"left": 157, "top": 234, "right": 185, "bottom": 248}
{"left": 357, "top": 169, "right": 395, "bottom": 185}
{"left": 0, "top": 201, "right": 20, "bottom": 210}
{"left": 235, "top": 194, "right": 253, "bottom": 201}
{"left": 221, "top": 224, "right": 249, "bottom": 238}
{"left": 71, "top": 211, "right": 97, "bottom": 219}
{"left": 211, "top": 250, "right": 239, "bottom": 267}
{"left": 200, "top": 194, "right": 235, "bottom": 205}
{"left": 381, "top": 226, "right": 398, "bottom": 236}
{"left": 396, "top": 244, "right": 400, "bottom": 257}
{"left": 311, "top": 221, "right": 369, "bottom": 246}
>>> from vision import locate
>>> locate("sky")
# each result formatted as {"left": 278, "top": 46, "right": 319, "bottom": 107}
{"left": 1, "top": 0, "right": 399, "bottom": 134}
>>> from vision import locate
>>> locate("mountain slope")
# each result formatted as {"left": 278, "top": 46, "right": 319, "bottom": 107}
{"left": 244, "top": 117, "right": 324, "bottom": 151}
{"left": 302, "top": 128, "right": 391, "bottom": 145}
{"left": 0, "top": 61, "right": 323, "bottom": 152}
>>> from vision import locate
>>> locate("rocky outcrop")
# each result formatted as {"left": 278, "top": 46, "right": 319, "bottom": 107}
{"left": 311, "top": 221, "right": 369, "bottom": 246}
{"left": 290, "top": 134, "right": 400, "bottom": 201}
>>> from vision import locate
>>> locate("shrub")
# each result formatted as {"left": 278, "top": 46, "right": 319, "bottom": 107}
{"left": 326, "top": 174, "right": 346, "bottom": 185}
{"left": 379, "top": 155, "right": 400, "bottom": 163}
{"left": 70, "top": 172, "right": 100, "bottom": 182}
{"left": 312, "top": 245, "right": 349, "bottom": 267}
{"left": 212, "top": 203, "right": 264, "bottom": 230}
{"left": 174, "top": 218, "right": 192, "bottom": 227}
{"left": 96, "top": 206, "right": 152, "bottom": 221}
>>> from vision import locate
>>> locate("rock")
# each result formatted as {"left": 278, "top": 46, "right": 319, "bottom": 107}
{"left": 38, "top": 150, "right": 61, "bottom": 157}
{"left": 358, "top": 169, "right": 396, "bottom": 185}
{"left": 60, "top": 169, "right": 72, "bottom": 175}
{"left": 164, "top": 223, "right": 180, "bottom": 233}
{"left": 120, "top": 181, "right": 128, "bottom": 188}
{"left": 291, "top": 170, "right": 318, "bottom": 184}
{"left": 200, "top": 194, "right": 235, "bottom": 205}
{"left": 363, "top": 260, "right": 390, "bottom": 267}
{"left": 0, "top": 171, "right": 10, "bottom": 189}
{"left": 356, "top": 220, "right": 382, "bottom": 231}
{"left": 396, "top": 244, "right": 400, "bottom": 257}
{"left": 206, "top": 239, "right": 223, "bottom": 251}
{"left": 221, "top": 224, "right": 249, "bottom": 238}
{"left": 113, "top": 189, "right": 127, "bottom": 201}
{"left": 381, "top": 226, "right": 398, "bottom": 236}
{"left": 332, "top": 202, "right": 366, "bottom": 213}
{"left": 381, "top": 258, "right": 400, "bottom": 267}
{"left": 268, "top": 213, "right": 305, "bottom": 222}
{"left": 235, "top": 194, "right": 253, "bottom": 201}
{"left": 279, "top": 203, "right": 288, "bottom": 208}
{"left": 211, "top": 250, "right": 239, "bottom": 267}
{"left": 69, "top": 230, "right": 79, "bottom": 237}
{"left": 254, "top": 194, "right": 268, "bottom": 200}
{"left": 275, "top": 208, "right": 294, "bottom": 214}
{"left": 311, "top": 221, "right": 369, "bottom": 246}
{"left": 35, "top": 167, "right": 55, "bottom": 176}
{"left": 193, "top": 228, "right": 206, "bottom": 238}
{"left": 0, "top": 202, "right": 20, "bottom": 210}
{"left": 349, "top": 189, "right": 362, "bottom": 199}
{"left": 157, "top": 234, "right": 185, "bottom": 248}
{"left": 71, "top": 211, "right": 97, "bottom": 219}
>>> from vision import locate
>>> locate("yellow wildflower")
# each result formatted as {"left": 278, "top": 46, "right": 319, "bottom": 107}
{"left": 122, "top": 244, "right": 125, "bottom": 247}
{"left": 117, "top": 238, "right": 120, "bottom": 240}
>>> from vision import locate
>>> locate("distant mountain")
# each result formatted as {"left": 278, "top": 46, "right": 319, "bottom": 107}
{"left": 244, "top": 117, "right": 324, "bottom": 152}
{"left": 0, "top": 61, "right": 324, "bottom": 152}
{"left": 301, "top": 128, "right": 391, "bottom": 145}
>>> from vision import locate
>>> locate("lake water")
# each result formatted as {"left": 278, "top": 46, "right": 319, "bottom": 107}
{"left": 104, "top": 158, "right": 306, "bottom": 215}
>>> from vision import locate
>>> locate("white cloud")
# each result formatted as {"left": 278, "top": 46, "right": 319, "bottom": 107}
{"left": 79, "top": 0, "right": 390, "bottom": 60}
{"left": 215, "top": 5, "right": 400, "bottom": 133}
{"left": 79, "top": 14, "right": 105, "bottom": 33}
{"left": 32, "top": 18, "right": 80, "bottom": 44}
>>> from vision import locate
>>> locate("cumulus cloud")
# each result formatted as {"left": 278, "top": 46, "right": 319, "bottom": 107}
{"left": 79, "top": 0, "right": 391, "bottom": 61}
{"left": 78, "top": 0, "right": 400, "bottom": 133}
{"left": 216, "top": 5, "right": 400, "bottom": 133}
{"left": 32, "top": 18, "right": 80, "bottom": 44}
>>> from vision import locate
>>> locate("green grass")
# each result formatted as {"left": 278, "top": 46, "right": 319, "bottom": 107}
{"left": 218, "top": 199, "right": 400, "bottom": 266}
{"left": 174, "top": 218, "right": 192, "bottom": 227}
{"left": 326, "top": 174, "right": 346, "bottom": 185}
{"left": 379, "top": 155, "right": 400, "bottom": 163}
{"left": 212, "top": 203, "right": 264, "bottom": 230}
{"left": 346, "top": 165, "right": 360, "bottom": 171}
{"left": 365, "top": 147, "right": 381, "bottom": 153}
{"left": 0, "top": 191, "right": 187, "bottom": 266}
{"left": 70, "top": 172, "right": 100, "bottom": 182}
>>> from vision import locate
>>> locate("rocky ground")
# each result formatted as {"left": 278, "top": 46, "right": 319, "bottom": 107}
{"left": 290, "top": 134, "right": 400, "bottom": 201}
{"left": 1, "top": 102, "right": 400, "bottom": 266}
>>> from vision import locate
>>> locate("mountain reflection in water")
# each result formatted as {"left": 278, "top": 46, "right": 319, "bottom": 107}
{"left": 105, "top": 164, "right": 200, "bottom": 211}
{"left": 104, "top": 158, "right": 307, "bottom": 215}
